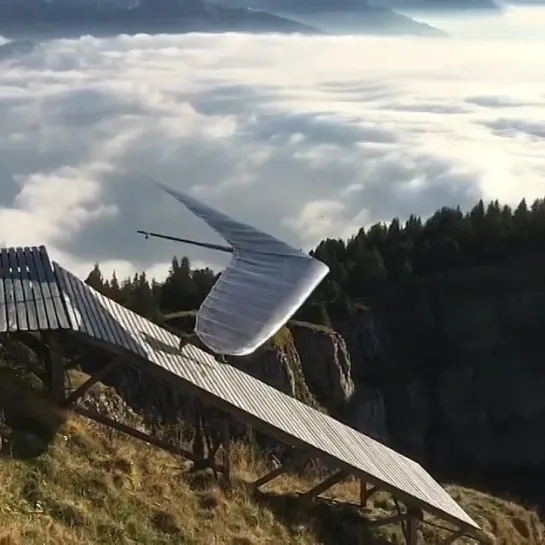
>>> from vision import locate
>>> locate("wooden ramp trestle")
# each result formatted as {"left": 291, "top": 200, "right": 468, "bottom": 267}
{"left": 0, "top": 245, "right": 484, "bottom": 545}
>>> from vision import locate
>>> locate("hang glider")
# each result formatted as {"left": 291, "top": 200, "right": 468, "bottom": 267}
{"left": 147, "top": 179, "right": 329, "bottom": 357}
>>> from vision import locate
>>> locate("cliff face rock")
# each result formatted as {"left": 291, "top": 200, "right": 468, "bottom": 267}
{"left": 436, "top": 361, "right": 545, "bottom": 470}
{"left": 329, "top": 308, "right": 428, "bottom": 458}
{"left": 345, "top": 384, "right": 390, "bottom": 444}
{"left": 228, "top": 327, "right": 318, "bottom": 409}
{"left": 290, "top": 322, "right": 355, "bottom": 414}
{"left": 335, "top": 308, "right": 390, "bottom": 383}
{"left": 345, "top": 257, "right": 545, "bottom": 494}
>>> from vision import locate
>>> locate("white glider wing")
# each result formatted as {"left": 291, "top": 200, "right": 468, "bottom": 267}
{"left": 153, "top": 180, "right": 329, "bottom": 356}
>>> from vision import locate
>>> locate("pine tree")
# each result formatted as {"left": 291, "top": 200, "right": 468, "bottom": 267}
{"left": 85, "top": 264, "right": 106, "bottom": 294}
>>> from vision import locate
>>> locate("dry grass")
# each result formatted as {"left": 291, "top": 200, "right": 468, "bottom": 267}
{"left": 0, "top": 370, "right": 544, "bottom": 544}
{"left": 0, "top": 416, "right": 309, "bottom": 545}
{"left": 445, "top": 486, "right": 545, "bottom": 545}
{"left": 1, "top": 414, "right": 544, "bottom": 545}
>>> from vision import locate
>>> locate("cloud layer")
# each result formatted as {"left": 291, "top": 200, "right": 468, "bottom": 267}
{"left": 0, "top": 26, "right": 544, "bottom": 280}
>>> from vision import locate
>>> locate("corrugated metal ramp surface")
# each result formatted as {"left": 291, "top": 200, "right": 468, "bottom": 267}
{"left": 53, "top": 261, "right": 479, "bottom": 532}
{"left": 0, "top": 246, "right": 71, "bottom": 333}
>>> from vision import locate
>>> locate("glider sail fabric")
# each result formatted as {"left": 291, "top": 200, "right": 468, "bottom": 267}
{"left": 153, "top": 180, "right": 330, "bottom": 356}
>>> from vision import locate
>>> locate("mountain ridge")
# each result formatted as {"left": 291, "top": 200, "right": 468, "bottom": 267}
{"left": 214, "top": 0, "right": 447, "bottom": 35}
{"left": 368, "top": 0, "right": 501, "bottom": 10}
{"left": 0, "top": 0, "right": 447, "bottom": 38}
{"left": 0, "top": 0, "right": 322, "bottom": 39}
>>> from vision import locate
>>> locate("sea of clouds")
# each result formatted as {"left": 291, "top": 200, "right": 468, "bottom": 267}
{"left": 0, "top": 14, "right": 544, "bottom": 280}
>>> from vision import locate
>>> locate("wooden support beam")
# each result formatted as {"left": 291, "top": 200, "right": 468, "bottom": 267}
{"left": 253, "top": 451, "right": 308, "bottom": 490}
{"left": 200, "top": 405, "right": 215, "bottom": 462}
{"left": 300, "top": 469, "right": 347, "bottom": 501}
{"left": 360, "top": 480, "right": 378, "bottom": 508}
{"left": 61, "top": 356, "right": 123, "bottom": 408}
{"left": 438, "top": 529, "right": 466, "bottom": 545}
{"left": 406, "top": 507, "right": 421, "bottom": 545}
{"left": 360, "top": 478, "right": 367, "bottom": 507}
{"left": 74, "top": 406, "right": 221, "bottom": 473}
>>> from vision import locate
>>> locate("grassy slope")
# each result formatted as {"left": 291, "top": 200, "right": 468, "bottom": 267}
{"left": 0, "top": 373, "right": 544, "bottom": 544}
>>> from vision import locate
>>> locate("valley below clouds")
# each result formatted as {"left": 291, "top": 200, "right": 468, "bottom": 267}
{"left": 0, "top": 28, "right": 544, "bottom": 280}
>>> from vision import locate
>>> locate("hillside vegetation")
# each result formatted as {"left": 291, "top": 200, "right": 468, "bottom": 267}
{"left": 0, "top": 366, "right": 544, "bottom": 545}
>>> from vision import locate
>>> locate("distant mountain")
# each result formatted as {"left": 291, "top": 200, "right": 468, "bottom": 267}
{"left": 215, "top": 0, "right": 447, "bottom": 36}
{"left": 0, "top": 0, "right": 321, "bottom": 40}
{"left": 367, "top": 0, "right": 501, "bottom": 12}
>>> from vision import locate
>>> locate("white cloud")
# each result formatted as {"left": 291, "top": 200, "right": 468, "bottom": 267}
{"left": 0, "top": 11, "right": 544, "bottom": 281}
{"left": 283, "top": 200, "right": 349, "bottom": 245}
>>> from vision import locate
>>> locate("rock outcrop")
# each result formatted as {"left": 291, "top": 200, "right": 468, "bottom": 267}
{"left": 228, "top": 327, "right": 319, "bottom": 409}
{"left": 290, "top": 322, "right": 354, "bottom": 416}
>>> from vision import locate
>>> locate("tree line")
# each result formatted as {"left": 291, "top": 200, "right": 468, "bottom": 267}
{"left": 86, "top": 196, "right": 545, "bottom": 328}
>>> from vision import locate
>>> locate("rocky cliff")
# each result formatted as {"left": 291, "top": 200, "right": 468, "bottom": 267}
{"left": 339, "top": 254, "right": 545, "bottom": 505}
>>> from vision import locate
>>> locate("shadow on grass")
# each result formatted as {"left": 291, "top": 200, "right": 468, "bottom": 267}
{"left": 0, "top": 375, "right": 66, "bottom": 460}
{"left": 252, "top": 487, "right": 393, "bottom": 545}
{"left": 182, "top": 469, "right": 394, "bottom": 544}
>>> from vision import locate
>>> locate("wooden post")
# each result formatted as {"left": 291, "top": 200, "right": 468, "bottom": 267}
{"left": 193, "top": 401, "right": 205, "bottom": 462}
{"left": 47, "top": 333, "right": 65, "bottom": 402}
{"left": 191, "top": 401, "right": 218, "bottom": 473}
{"left": 200, "top": 407, "right": 214, "bottom": 460}
{"left": 407, "top": 516, "right": 418, "bottom": 545}
{"left": 405, "top": 507, "right": 422, "bottom": 545}
{"left": 360, "top": 478, "right": 368, "bottom": 508}
{"left": 198, "top": 406, "right": 221, "bottom": 479}
{"left": 222, "top": 418, "right": 231, "bottom": 487}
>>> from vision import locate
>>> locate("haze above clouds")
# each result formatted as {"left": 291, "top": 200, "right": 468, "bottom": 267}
{"left": 1, "top": 6, "right": 544, "bottom": 281}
